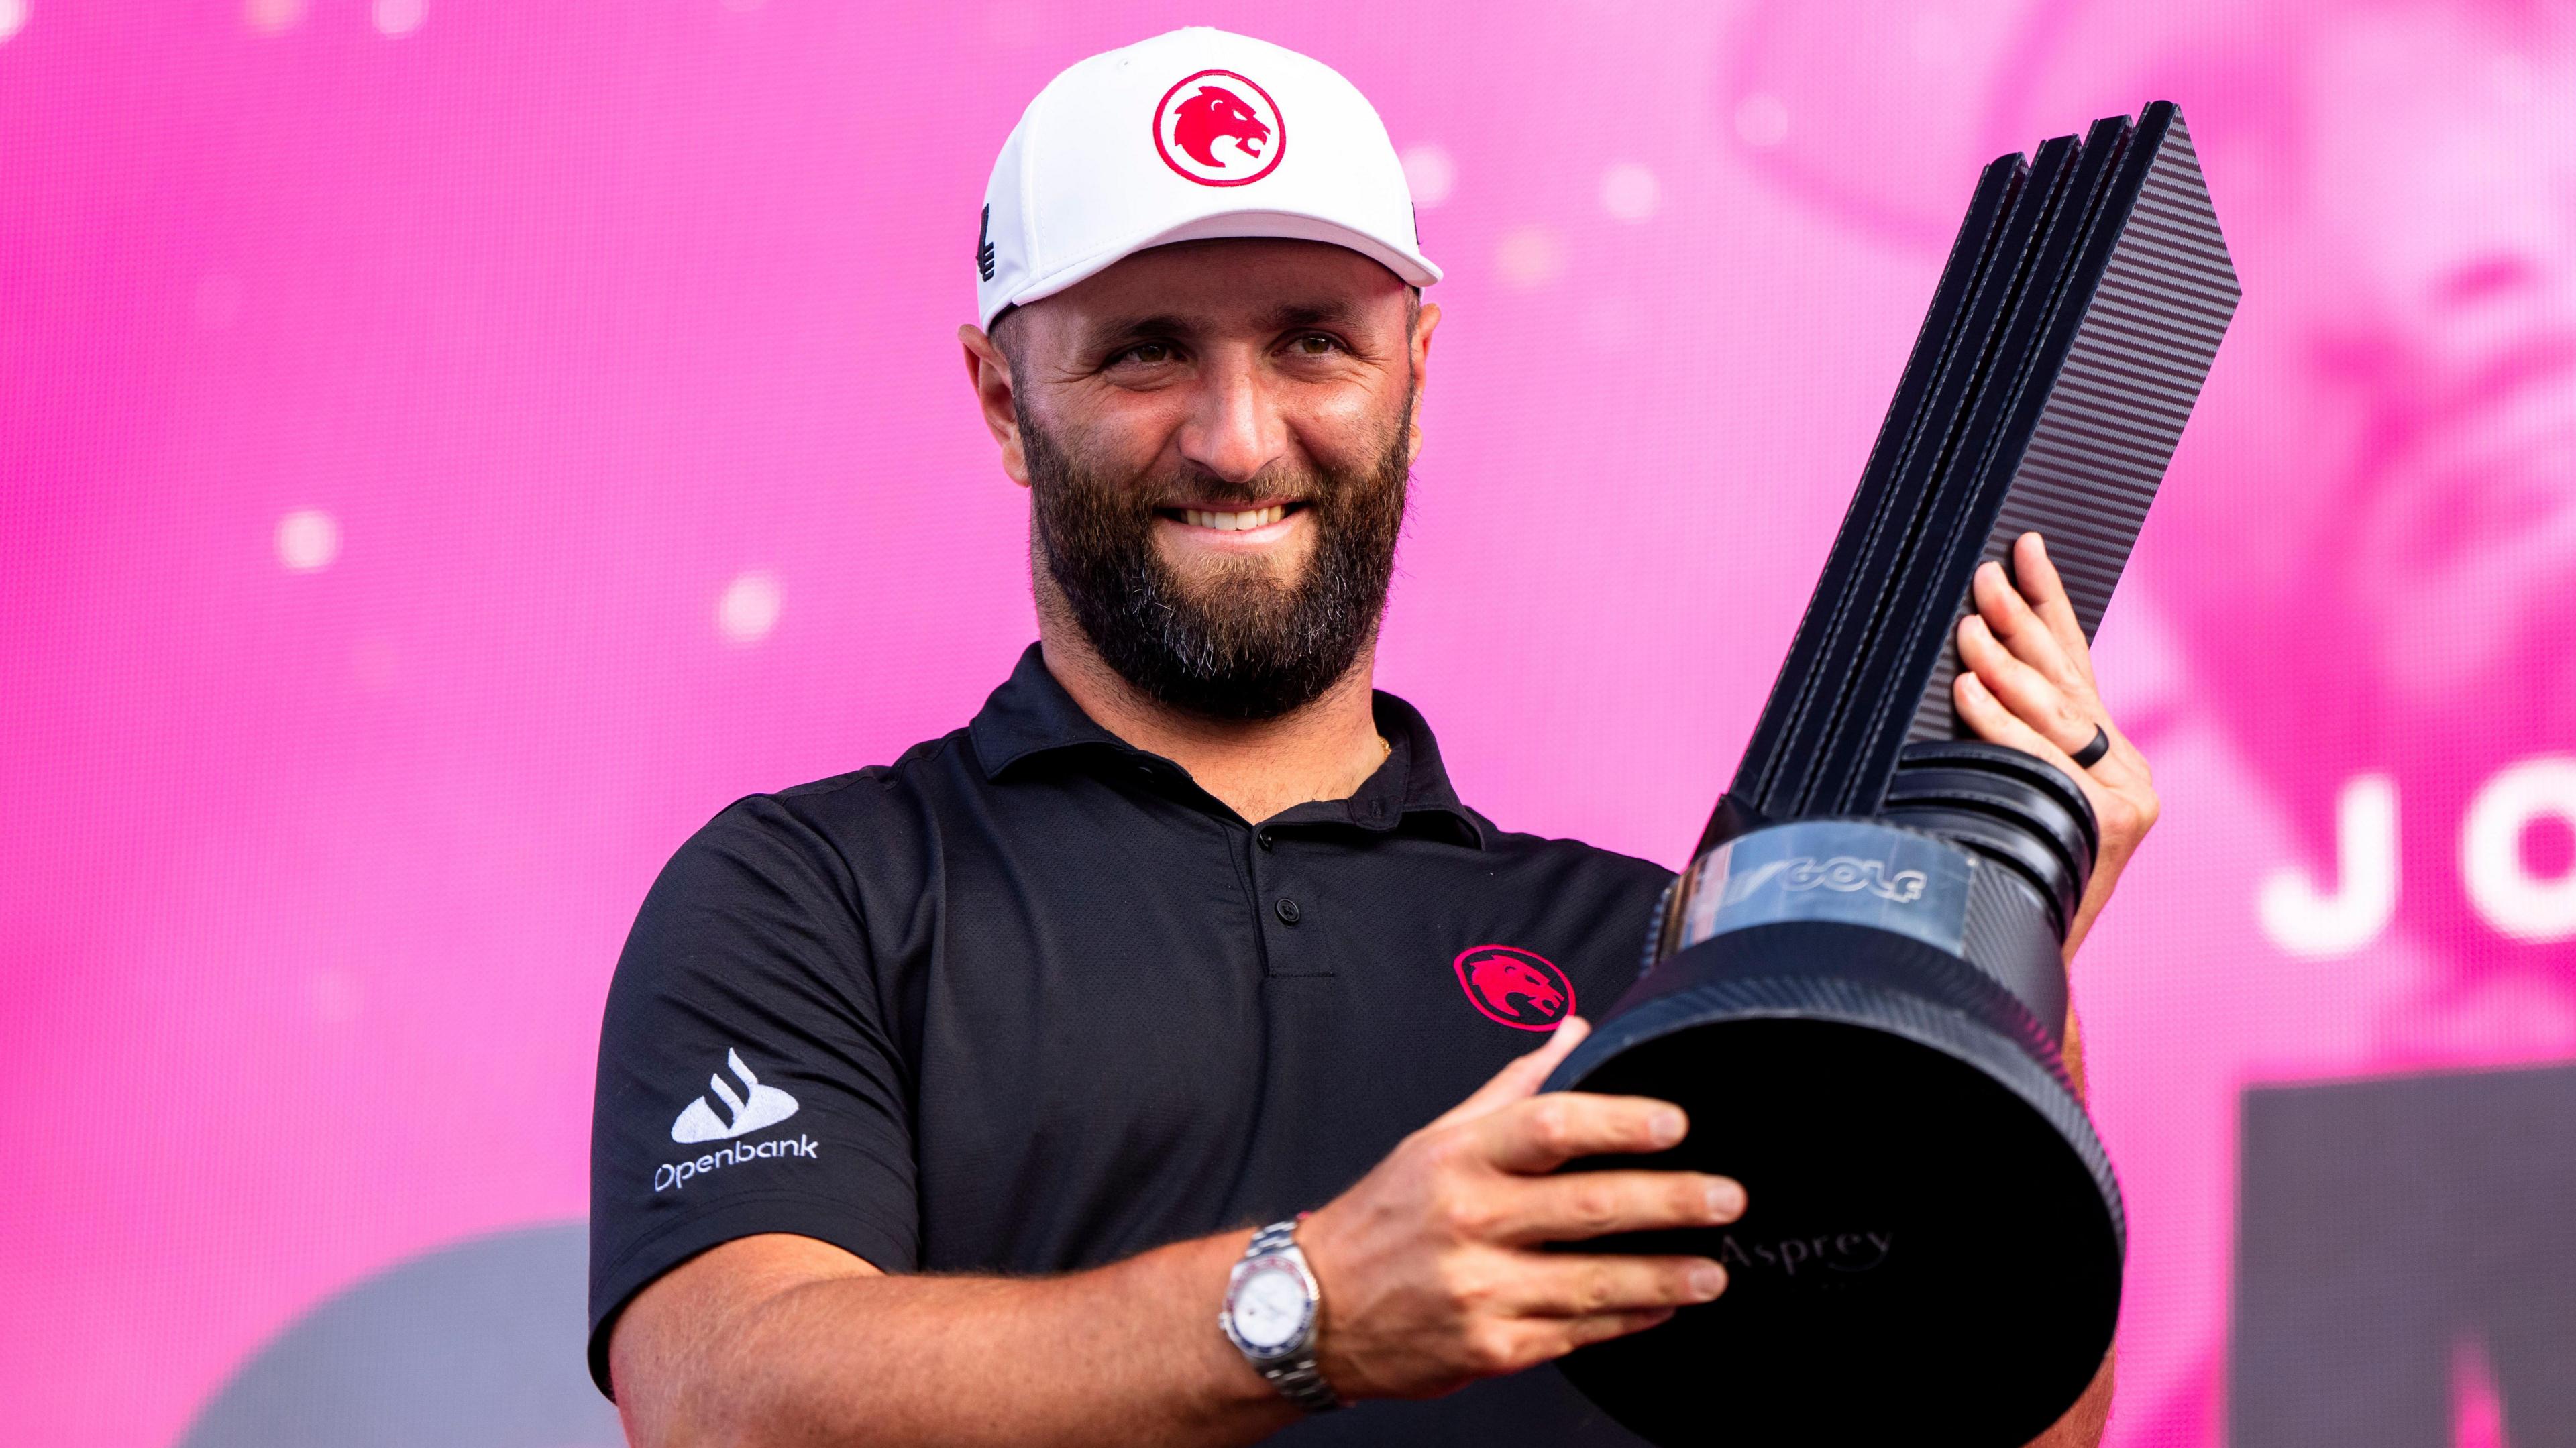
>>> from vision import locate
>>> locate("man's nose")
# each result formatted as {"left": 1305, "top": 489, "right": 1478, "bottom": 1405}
{"left": 1176, "top": 351, "right": 1286, "bottom": 485}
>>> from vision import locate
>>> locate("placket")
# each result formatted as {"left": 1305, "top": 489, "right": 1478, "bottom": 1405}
{"left": 1247, "top": 822, "right": 1330, "bottom": 977}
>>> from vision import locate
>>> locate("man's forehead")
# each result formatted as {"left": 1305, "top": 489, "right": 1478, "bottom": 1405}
{"left": 1026, "top": 238, "right": 1409, "bottom": 337}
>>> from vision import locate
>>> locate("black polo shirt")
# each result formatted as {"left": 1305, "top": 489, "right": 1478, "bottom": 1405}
{"left": 588, "top": 645, "right": 1673, "bottom": 1445}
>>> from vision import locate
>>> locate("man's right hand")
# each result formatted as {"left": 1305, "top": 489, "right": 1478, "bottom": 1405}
{"left": 1295, "top": 1017, "right": 1746, "bottom": 1401}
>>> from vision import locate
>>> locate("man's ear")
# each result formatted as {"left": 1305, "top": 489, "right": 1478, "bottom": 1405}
{"left": 959, "top": 323, "right": 1031, "bottom": 488}
{"left": 1404, "top": 299, "right": 1441, "bottom": 467}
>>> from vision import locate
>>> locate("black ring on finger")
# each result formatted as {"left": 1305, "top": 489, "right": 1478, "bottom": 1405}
{"left": 2070, "top": 725, "right": 2111, "bottom": 769}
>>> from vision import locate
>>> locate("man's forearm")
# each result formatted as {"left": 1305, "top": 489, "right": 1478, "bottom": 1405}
{"left": 614, "top": 1230, "right": 1302, "bottom": 1448}
{"left": 612, "top": 1036, "right": 1752, "bottom": 1444}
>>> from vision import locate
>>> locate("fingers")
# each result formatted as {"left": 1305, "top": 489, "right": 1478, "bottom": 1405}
{"left": 1955, "top": 669, "right": 2103, "bottom": 806}
{"left": 1952, "top": 540, "right": 2164, "bottom": 964}
{"left": 2010, "top": 532, "right": 2093, "bottom": 667}
{"left": 1958, "top": 610, "right": 2153, "bottom": 797}
{"left": 1428, "top": 1017, "right": 1591, "bottom": 1129}
{"left": 1310, "top": 1059, "right": 1746, "bottom": 1399}
{"left": 1972, "top": 557, "right": 2090, "bottom": 700}
{"left": 1476, "top": 1092, "right": 1688, "bottom": 1174}
{"left": 1956, "top": 667, "right": 2156, "bottom": 862}
{"left": 1559, "top": 1306, "right": 1681, "bottom": 1348}
{"left": 1958, "top": 612, "right": 2100, "bottom": 759}
{"left": 1556, "top": 1303, "right": 1679, "bottom": 1350}
{"left": 1491, "top": 1169, "right": 1745, "bottom": 1244}
{"left": 1492, "top": 1251, "right": 1729, "bottom": 1318}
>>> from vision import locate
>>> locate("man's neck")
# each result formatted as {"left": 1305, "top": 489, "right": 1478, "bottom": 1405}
{"left": 1037, "top": 626, "right": 1387, "bottom": 826}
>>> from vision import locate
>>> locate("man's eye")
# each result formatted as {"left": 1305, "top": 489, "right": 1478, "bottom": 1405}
{"left": 1289, "top": 334, "right": 1342, "bottom": 357}
{"left": 1116, "top": 343, "right": 1175, "bottom": 366}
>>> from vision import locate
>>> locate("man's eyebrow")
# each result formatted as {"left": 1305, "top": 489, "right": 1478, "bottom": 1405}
{"left": 1081, "top": 313, "right": 1200, "bottom": 351}
{"left": 1076, "top": 300, "right": 1373, "bottom": 353}
{"left": 1258, "top": 301, "right": 1367, "bottom": 332}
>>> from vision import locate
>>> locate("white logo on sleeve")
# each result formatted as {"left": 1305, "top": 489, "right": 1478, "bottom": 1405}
{"left": 654, "top": 1048, "right": 816, "bottom": 1192}
{"left": 672, "top": 1048, "right": 800, "bottom": 1142}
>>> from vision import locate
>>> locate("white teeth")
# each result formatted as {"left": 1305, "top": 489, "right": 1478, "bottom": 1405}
{"left": 1181, "top": 506, "right": 1287, "bottom": 531}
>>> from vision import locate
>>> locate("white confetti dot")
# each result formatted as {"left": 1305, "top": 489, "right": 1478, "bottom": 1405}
{"left": 1600, "top": 162, "right": 1660, "bottom": 223}
{"left": 0, "top": 0, "right": 27, "bottom": 44}
{"left": 244, "top": 0, "right": 305, "bottom": 34}
{"left": 718, "top": 570, "right": 782, "bottom": 645}
{"left": 1401, "top": 143, "right": 1457, "bottom": 209}
{"left": 372, "top": 0, "right": 423, "bottom": 38}
{"left": 276, "top": 509, "right": 341, "bottom": 573}
{"left": 1495, "top": 226, "right": 1565, "bottom": 290}
{"left": 1735, "top": 92, "right": 1790, "bottom": 150}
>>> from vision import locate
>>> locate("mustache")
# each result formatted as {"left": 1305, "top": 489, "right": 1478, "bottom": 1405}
{"left": 1106, "top": 470, "right": 1322, "bottom": 514}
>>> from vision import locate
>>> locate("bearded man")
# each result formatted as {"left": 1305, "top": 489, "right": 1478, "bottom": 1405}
{"left": 586, "top": 27, "right": 2155, "bottom": 1448}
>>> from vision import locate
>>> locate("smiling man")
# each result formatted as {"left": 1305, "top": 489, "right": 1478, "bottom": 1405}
{"left": 587, "top": 27, "right": 2153, "bottom": 1448}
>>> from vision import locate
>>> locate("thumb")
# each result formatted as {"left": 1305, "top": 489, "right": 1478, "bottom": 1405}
{"left": 1428, "top": 1016, "right": 1591, "bottom": 1129}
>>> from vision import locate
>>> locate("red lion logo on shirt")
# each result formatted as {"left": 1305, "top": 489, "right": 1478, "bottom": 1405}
{"left": 1170, "top": 85, "right": 1271, "bottom": 169}
{"left": 1452, "top": 945, "right": 1576, "bottom": 1031}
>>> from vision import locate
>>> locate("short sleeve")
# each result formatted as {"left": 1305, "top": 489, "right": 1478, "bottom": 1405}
{"left": 586, "top": 794, "right": 917, "bottom": 1398}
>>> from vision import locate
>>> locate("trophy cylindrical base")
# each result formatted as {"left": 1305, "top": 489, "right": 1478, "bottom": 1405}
{"left": 1540, "top": 930, "right": 2122, "bottom": 1447}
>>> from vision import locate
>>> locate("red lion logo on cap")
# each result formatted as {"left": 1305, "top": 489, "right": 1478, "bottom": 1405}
{"left": 1153, "top": 70, "right": 1285, "bottom": 187}
{"left": 1452, "top": 945, "right": 1576, "bottom": 1031}
{"left": 1171, "top": 85, "right": 1271, "bottom": 169}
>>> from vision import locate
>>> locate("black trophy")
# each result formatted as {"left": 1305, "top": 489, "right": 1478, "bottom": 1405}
{"left": 1541, "top": 103, "right": 2239, "bottom": 1447}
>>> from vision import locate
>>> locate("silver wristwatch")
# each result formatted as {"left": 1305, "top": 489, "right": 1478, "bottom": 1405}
{"left": 1220, "top": 1219, "right": 1342, "bottom": 1412}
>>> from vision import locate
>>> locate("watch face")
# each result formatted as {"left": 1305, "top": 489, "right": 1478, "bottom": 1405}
{"left": 1230, "top": 1260, "right": 1309, "bottom": 1353}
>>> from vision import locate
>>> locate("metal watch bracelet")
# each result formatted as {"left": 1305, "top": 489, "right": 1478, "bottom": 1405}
{"left": 1224, "top": 1221, "right": 1342, "bottom": 1413}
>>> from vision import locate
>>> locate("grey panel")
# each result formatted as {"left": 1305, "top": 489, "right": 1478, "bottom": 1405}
{"left": 2231, "top": 1065, "right": 2576, "bottom": 1448}
{"left": 176, "top": 1221, "right": 621, "bottom": 1448}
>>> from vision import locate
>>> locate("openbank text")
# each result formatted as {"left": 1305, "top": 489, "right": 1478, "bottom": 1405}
{"left": 653, "top": 1134, "right": 820, "bottom": 1192}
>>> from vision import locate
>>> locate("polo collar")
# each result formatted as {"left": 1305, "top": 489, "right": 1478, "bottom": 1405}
{"left": 968, "top": 643, "right": 1487, "bottom": 848}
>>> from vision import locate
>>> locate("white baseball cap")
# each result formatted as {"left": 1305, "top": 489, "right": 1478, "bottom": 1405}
{"left": 975, "top": 27, "right": 1442, "bottom": 330}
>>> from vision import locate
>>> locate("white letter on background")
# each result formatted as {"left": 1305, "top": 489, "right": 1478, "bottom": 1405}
{"left": 2462, "top": 757, "right": 2576, "bottom": 943}
{"left": 2258, "top": 774, "right": 2398, "bottom": 957}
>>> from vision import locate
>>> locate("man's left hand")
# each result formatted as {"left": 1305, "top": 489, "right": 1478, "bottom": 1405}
{"left": 1951, "top": 531, "right": 2159, "bottom": 963}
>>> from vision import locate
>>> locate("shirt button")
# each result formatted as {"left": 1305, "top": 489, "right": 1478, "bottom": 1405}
{"left": 1275, "top": 897, "right": 1302, "bottom": 925}
{"left": 1256, "top": 830, "right": 1274, "bottom": 850}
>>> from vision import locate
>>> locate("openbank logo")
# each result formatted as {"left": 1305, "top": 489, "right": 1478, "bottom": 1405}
{"left": 653, "top": 1048, "right": 818, "bottom": 1194}
{"left": 672, "top": 1048, "right": 800, "bottom": 1143}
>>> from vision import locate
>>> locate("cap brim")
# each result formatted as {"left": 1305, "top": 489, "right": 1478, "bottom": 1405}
{"left": 990, "top": 209, "right": 1441, "bottom": 327}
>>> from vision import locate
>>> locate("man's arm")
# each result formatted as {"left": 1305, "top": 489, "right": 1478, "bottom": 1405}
{"left": 1957, "top": 531, "right": 2155, "bottom": 1448}
{"left": 610, "top": 1019, "right": 1746, "bottom": 1448}
{"left": 612, "top": 1229, "right": 1293, "bottom": 1448}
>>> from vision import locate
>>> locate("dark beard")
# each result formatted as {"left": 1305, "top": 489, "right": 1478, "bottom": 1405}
{"left": 1022, "top": 398, "right": 1410, "bottom": 721}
